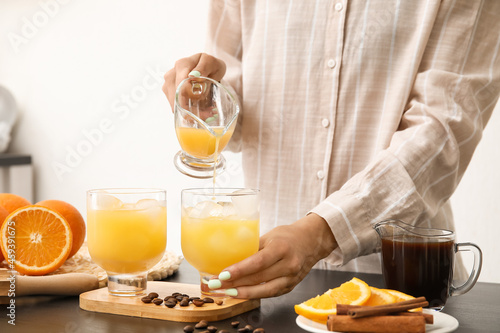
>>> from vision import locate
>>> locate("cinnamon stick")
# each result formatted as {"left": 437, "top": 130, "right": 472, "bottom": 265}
{"left": 337, "top": 304, "right": 433, "bottom": 324}
{"left": 336, "top": 300, "right": 433, "bottom": 324}
{"left": 338, "top": 297, "right": 428, "bottom": 318}
{"left": 395, "top": 311, "right": 434, "bottom": 324}
{"left": 327, "top": 314, "right": 426, "bottom": 333}
{"left": 336, "top": 304, "right": 363, "bottom": 315}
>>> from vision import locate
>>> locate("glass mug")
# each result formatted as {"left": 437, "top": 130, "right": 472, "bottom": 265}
{"left": 374, "top": 219, "right": 482, "bottom": 310}
{"left": 87, "top": 188, "right": 167, "bottom": 296}
{"left": 173, "top": 76, "right": 239, "bottom": 179}
{"left": 181, "top": 188, "right": 260, "bottom": 296}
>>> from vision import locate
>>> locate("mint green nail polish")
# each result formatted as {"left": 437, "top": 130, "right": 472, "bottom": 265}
{"left": 219, "top": 271, "right": 231, "bottom": 281}
{"left": 225, "top": 288, "right": 238, "bottom": 297}
{"left": 208, "top": 279, "right": 222, "bottom": 290}
{"left": 189, "top": 70, "right": 201, "bottom": 77}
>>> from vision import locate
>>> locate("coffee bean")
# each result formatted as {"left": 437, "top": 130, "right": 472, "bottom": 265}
{"left": 192, "top": 299, "right": 205, "bottom": 307}
{"left": 231, "top": 321, "right": 240, "bottom": 328}
{"left": 215, "top": 299, "right": 223, "bottom": 305}
{"left": 141, "top": 296, "right": 152, "bottom": 303}
{"left": 179, "top": 299, "right": 190, "bottom": 307}
{"left": 176, "top": 295, "right": 184, "bottom": 302}
{"left": 194, "top": 320, "right": 208, "bottom": 329}
{"left": 253, "top": 328, "right": 265, "bottom": 333}
{"left": 219, "top": 330, "right": 230, "bottom": 333}
{"left": 237, "top": 328, "right": 249, "bottom": 333}
{"left": 165, "top": 301, "right": 176, "bottom": 308}
{"left": 207, "top": 325, "right": 218, "bottom": 333}
{"left": 172, "top": 292, "right": 181, "bottom": 297}
{"left": 203, "top": 297, "right": 215, "bottom": 303}
{"left": 183, "top": 325, "right": 194, "bottom": 333}
{"left": 148, "top": 292, "right": 159, "bottom": 299}
{"left": 165, "top": 296, "right": 177, "bottom": 303}
{"left": 189, "top": 296, "right": 200, "bottom": 302}
{"left": 152, "top": 298, "right": 163, "bottom": 305}
{"left": 244, "top": 325, "right": 254, "bottom": 331}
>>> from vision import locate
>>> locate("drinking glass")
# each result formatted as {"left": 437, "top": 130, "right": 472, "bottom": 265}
{"left": 181, "top": 188, "right": 260, "bottom": 296}
{"left": 87, "top": 188, "right": 167, "bottom": 296}
{"left": 174, "top": 76, "right": 239, "bottom": 179}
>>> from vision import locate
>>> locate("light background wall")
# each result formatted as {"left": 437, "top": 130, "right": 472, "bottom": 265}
{"left": 0, "top": 0, "right": 498, "bottom": 283}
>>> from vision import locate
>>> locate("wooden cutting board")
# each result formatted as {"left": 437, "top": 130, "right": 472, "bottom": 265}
{"left": 79, "top": 281, "right": 260, "bottom": 322}
{"left": 0, "top": 268, "right": 12, "bottom": 302}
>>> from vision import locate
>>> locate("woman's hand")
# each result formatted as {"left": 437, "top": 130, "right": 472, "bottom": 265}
{"left": 163, "top": 53, "right": 226, "bottom": 111}
{"left": 208, "top": 213, "right": 338, "bottom": 299}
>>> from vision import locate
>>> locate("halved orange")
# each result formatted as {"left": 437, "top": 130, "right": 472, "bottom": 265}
{"left": 0, "top": 205, "right": 73, "bottom": 275}
{"left": 36, "top": 199, "right": 85, "bottom": 258}
{"left": 364, "top": 286, "right": 397, "bottom": 306}
{"left": 295, "top": 278, "right": 371, "bottom": 323}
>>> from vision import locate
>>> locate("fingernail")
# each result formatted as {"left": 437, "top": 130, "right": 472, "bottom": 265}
{"left": 224, "top": 288, "right": 238, "bottom": 297}
{"left": 189, "top": 70, "right": 201, "bottom": 77}
{"left": 218, "top": 271, "right": 231, "bottom": 281}
{"left": 208, "top": 279, "right": 222, "bottom": 289}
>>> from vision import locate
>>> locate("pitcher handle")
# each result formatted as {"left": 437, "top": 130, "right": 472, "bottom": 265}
{"left": 450, "top": 242, "right": 482, "bottom": 296}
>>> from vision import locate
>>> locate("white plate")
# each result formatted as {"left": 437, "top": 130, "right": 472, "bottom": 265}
{"left": 296, "top": 309, "right": 459, "bottom": 333}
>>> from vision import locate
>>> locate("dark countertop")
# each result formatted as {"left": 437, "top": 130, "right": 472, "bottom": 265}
{"left": 1, "top": 261, "right": 499, "bottom": 332}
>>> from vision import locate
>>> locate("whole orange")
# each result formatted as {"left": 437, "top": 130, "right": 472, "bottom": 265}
{"left": 36, "top": 200, "right": 86, "bottom": 258}
{"left": 0, "top": 205, "right": 10, "bottom": 262}
{"left": 0, "top": 193, "right": 31, "bottom": 213}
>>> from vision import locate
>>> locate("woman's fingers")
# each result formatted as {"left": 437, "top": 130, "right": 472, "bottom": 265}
{"left": 163, "top": 53, "right": 226, "bottom": 112}
{"left": 210, "top": 226, "right": 316, "bottom": 299}
{"left": 207, "top": 216, "right": 338, "bottom": 299}
{"left": 218, "top": 258, "right": 312, "bottom": 299}
{"left": 220, "top": 238, "right": 283, "bottom": 283}
{"left": 230, "top": 276, "right": 299, "bottom": 299}
{"left": 193, "top": 53, "right": 226, "bottom": 81}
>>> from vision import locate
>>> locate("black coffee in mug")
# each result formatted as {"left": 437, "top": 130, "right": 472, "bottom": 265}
{"left": 381, "top": 237, "right": 454, "bottom": 309}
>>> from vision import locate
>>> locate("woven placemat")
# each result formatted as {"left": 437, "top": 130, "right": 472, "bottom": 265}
{"left": 50, "top": 243, "right": 183, "bottom": 288}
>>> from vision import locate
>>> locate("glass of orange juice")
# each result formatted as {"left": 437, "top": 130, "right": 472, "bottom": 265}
{"left": 87, "top": 188, "right": 167, "bottom": 296}
{"left": 174, "top": 75, "right": 239, "bottom": 179}
{"left": 181, "top": 188, "right": 260, "bottom": 296}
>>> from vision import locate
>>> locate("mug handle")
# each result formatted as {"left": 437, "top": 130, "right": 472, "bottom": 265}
{"left": 450, "top": 242, "right": 483, "bottom": 296}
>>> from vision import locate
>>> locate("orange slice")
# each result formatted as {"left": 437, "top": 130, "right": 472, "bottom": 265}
{"left": 0, "top": 205, "right": 73, "bottom": 275}
{"left": 295, "top": 278, "right": 371, "bottom": 323}
{"left": 384, "top": 289, "right": 422, "bottom": 312}
{"left": 329, "top": 277, "right": 371, "bottom": 305}
{"left": 364, "top": 286, "right": 397, "bottom": 306}
{"left": 294, "top": 292, "right": 337, "bottom": 323}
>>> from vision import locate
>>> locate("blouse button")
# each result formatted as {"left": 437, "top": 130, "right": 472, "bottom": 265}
{"left": 317, "top": 170, "right": 325, "bottom": 180}
{"left": 322, "top": 118, "right": 330, "bottom": 128}
{"left": 335, "top": 2, "right": 343, "bottom": 11}
{"left": 327, "top": 59, "right": 337, "bottom": 69}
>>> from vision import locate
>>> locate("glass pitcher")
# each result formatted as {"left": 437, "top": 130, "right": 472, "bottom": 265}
{"left": 173, "top": 76, "right": 239, "bottom": 179}
{"left": 373, "top": 219, "right": 482, "bottom": 310}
